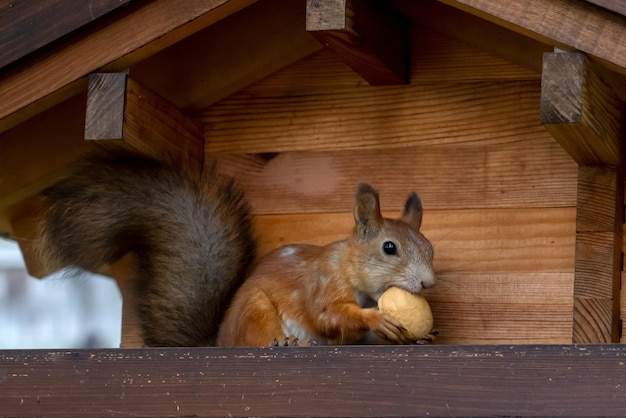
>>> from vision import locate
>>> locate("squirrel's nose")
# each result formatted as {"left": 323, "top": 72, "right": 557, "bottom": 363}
{"left": 421, "top": 271, "right": 437, "bottom": 289}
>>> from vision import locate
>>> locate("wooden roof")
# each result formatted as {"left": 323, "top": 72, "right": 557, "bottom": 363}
{"left": 1, "top": 0, "right": 625, "bottom": 236}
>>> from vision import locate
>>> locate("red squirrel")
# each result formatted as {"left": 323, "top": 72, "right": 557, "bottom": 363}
{"left": 217, "top": 183, "right": 436, "bottom": 347}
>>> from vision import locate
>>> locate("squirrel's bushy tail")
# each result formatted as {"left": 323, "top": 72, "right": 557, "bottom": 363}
{"left": 37, "top": 153, "right": 256, "bottom": 346}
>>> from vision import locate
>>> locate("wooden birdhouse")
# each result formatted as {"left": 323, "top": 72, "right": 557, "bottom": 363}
{"left": 2, "top": 0, "right": 626, "bottom": 416}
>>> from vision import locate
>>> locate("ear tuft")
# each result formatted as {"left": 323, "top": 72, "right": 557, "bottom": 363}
{"left": 354, "top": 183, "right": 383, "bottom": 240}
{"left": 402, "top": 192, "right": 423, "bottom": 230}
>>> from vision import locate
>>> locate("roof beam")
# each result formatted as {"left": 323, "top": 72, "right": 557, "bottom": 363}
{"left": 437, "top": 0, "right": 626, "bottom": 75}
{"left": 540, "top": 52, "right": 624, "bottom": 166}
{"left": 306, "top": 0, "right": 410, "bottom": 85}
{"left": 0, "top": 0, "right": 255, "bottom": 134}
{"left": 85, "top": 72, "right": 204, "bottom": 174}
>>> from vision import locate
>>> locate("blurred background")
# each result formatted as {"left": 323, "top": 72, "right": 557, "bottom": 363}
{"left": 0, "top": 238, "right": 121, "bottom": 348}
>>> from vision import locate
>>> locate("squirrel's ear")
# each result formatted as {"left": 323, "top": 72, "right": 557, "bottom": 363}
{"left": 401, "top": 192, "right": 423, "bottom": 230}
{"left": 354, "top": 183, "right": 383, "bottom": 240}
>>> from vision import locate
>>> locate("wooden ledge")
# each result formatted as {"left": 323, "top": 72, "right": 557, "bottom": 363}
{"left": 2, "top": 344, "right": 626, "bottom": 417}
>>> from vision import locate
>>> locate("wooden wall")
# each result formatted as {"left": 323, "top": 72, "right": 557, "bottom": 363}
{"left": 204, "top": 28, "right": 581, "bottom": 345}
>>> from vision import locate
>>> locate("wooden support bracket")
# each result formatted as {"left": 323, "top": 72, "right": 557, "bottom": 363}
{"left": 305, "top": 0, "right": 410, "bottom": 85}
{"left": 540, "top": 52, "right": 624, "bottom": 166}
{"left": 85, "top": 72, "right": 205, "bottom": 175}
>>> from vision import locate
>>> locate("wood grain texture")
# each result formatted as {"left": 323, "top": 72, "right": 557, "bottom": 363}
{"left": 576, "top": 165, "right": 624, "bottom": 233}
{"left": 425, "top": 273, "right": 574, "bottom": 344}
{"left": 573, "top": 296, "right": 613, "bottom": 343}
{"left": 85, "top": 73, "right": 204, "bottom": 174}
{"left": 572, "top": 166, "right": 623, "bottom": 342}
{"left": 253, "top": 207, "right": 576, "bottom": 274}
{"left": 393, "top": 0, "right": 551, "bottom": 75}
{"left": 238, "top": 28, "right": 538, "bottom": 100}
{"left": 85, "top": 72, "right": 127, "bottom": 140}
{"left": 306, "top": 0, "right": 410, "bottom": 85}
{"left": 203, "top": 80, "right": 551, "bottom": 154}
{"left": 109, "top": 253, "right": 145, "bottom": 348}
{"left": 0, "top": 0, "right": 254, "bottom": 134}
{"left": 214, "top": 141, "right": 578, "bottom": 214}
{"left": 123, "top": 77, "right": 205, "bottom": 173}
{"left": 3, "top": 345, "right": 626, "bottom": 417}
{"left": 0, "top": 93, "right": 92, "bottom": 215}
{"left": 574, "top": 231, "right": 621, "bottom": 299}
{"left": 130, "top": 0, "right": 323, "bottom": 112}
{"left": 541, "top": 52, "right": 624, "bottom": 165}
{"left": 540, "top": 53, "right": 584, "bottom": 124}
{"left": 0, "top": 0, "right": 132, "bottom": 69}
{"left": 438, "top": 0, "right": 626, "bottom": 74}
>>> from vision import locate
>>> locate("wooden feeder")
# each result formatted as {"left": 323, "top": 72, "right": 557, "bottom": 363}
{"left": 1, "top": 0, "right": 626, "bottom": 416}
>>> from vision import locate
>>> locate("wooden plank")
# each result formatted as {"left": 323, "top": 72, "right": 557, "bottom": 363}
{"left": 573, "top": 166, "right": 623, "bottom": 343}
{"left": 3, "top": 345, "right": 626, "bottom": 417}
{"left": 306, "top": 0, "right": 410, "bottom": 85}
{"left": 576, "top": 165, "right": 625, "bottom": 234}
{"left": 392, "top": 0, "right": 551, "bottom": 75}
{"left": 0, "top": 0, "right": 255, "bottom": 134}
{"left": 240, "top": 29, "right": 538, "bottom": 100}
{"left": 541, "top": 52, "right": 624, "bottom": 165}
{"left": 108, "top": 253, "right": 145, "bottom": 348}
{"left": 0, "top": 0, "right": 132, "bottom": 69}
{"left": 253, "top": 207, "right": 576, "bottom": 274}
{"left": 130, "top": 0, "right": 323, "bottom": 112}
{"left": 425, "top": 273, "right": 574, "bottom": 344}
{"left": 203, "top": 80, "right": 553, "bottom": 153}
{"left": 214, "top": 141, "right": 578, "bottom": 214}
{"left": 0, "top": 93, "right": 92, "bottom": 215}
{"left": 437, "top": 0, "right": 626, "bottom": 75}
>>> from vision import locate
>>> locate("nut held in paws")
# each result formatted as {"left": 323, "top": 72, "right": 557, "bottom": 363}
{"left": 378, "top": 287, "right": 433, "bottom": 340}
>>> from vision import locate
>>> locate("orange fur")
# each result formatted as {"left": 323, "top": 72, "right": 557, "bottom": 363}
{"left": 217, "top": 183, "right": 436, "bottom": 347}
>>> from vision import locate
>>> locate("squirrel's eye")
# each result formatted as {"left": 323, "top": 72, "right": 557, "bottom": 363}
{"left": 382, "top": 241, "right": 397, "bottom": 256}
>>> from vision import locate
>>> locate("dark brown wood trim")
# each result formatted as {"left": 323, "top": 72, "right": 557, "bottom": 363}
{"left": 2, "top": 344, "right": 626, "bottom": 417}
{"left": 0, "top": 0, "right": 133, "bottom": 70}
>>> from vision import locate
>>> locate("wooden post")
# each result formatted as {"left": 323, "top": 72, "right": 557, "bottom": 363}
{"left": 573, "top": 166, "right": 623, "bottom": 342}
{"left": 306, "top": 0, "right": 410, "bottom": 85}
{"left": 541, "top": 51, "right": 625, "bottom": 342}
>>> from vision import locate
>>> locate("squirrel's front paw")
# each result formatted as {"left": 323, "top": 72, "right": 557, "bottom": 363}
{"left": 366, "top": 310, "right": 414, "bottom": 344}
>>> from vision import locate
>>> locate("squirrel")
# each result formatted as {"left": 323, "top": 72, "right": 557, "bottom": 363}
{"left": 217, "top": 183, "right": 437, "bottom": 347}
{"left": 35, "top": 152, "right": 256, "bottom": 347}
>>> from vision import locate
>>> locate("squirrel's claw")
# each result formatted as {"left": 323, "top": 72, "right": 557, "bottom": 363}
{"left": 373, "top": 312, "right": 414, "bottom": 344}
{"left": 415, "top": 328, "right": 439, "bottom": 345}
